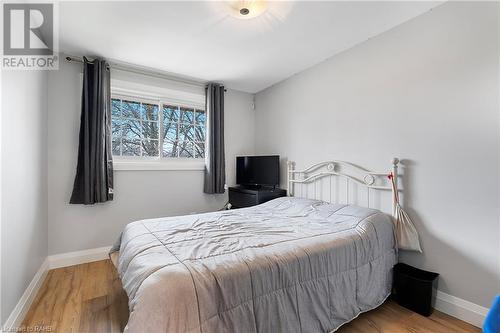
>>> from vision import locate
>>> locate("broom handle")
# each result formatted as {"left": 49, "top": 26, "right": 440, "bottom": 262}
{"left": 390, "top": 174, "right": 399, "bottom": 204}
{"left": 390, "top": 158, "right": 400, "bottom": 215}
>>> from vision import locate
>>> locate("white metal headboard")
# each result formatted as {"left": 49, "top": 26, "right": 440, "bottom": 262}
{"left": 287, "top": 158, "right": 400, "bottom": 214}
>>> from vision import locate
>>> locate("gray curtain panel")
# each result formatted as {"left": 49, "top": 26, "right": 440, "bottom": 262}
{"left": 204, "top": 83, "right": 226, "bottom": 194}
{"left": 70, "top": 57, "right": 114, "bottom": 204}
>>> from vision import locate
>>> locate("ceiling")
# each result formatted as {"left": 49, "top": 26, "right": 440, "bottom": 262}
{"left": 59, "top": 1, "right": 443, "bottom": 93}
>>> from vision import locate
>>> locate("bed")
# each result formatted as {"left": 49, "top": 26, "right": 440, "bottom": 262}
{"left": 111, "top": 158, "right": 401, "bottom": 333}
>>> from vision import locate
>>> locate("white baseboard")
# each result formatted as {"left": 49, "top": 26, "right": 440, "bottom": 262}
{"left": 435, "top": 290, "right": 489, "bottom": 328}
{"left": 3, "top": 258, "right": 49, "bottom": 330}
{"left": 2, "top": 247, "right": 112, "bottom": 330}
{"left": 48, "top": 246, "right": 112, "bottom": 269}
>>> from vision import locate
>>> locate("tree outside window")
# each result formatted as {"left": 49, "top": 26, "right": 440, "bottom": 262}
{"left": 111, "top": 97, "right": 206, "bottom": 159}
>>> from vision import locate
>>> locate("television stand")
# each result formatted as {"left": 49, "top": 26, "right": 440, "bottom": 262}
{"left": 241, "top": 184, "right": 262, "bottom": 191}
{"left": 228, "top": 186, "right": 286, "bottom": 209}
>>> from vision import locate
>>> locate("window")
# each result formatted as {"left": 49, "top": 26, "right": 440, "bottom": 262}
{"left": 111, "top": 97, "right": 206, "bottom": 160}
{"left": 163, "top": 105, "right": 206, "bottom": 158}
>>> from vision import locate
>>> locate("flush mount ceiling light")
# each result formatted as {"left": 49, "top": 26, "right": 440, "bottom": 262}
{"left": 226, "top": 0, "right": 268, "bottom": 20}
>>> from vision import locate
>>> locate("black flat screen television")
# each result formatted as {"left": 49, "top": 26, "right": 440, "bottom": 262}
{"left": 236, "top": 155, "right": 279, "bottom": 187}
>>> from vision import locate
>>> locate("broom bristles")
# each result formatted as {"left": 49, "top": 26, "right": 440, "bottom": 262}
{"left": 394, "top": 203, "right": 422, "bottom": 253}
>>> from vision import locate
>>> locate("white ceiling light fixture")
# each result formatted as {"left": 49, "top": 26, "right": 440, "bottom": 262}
{"left": 226, "top": 0, "right": 268, "bottom": 20}
{"left": 58, "top": 1, "right": 443, "bottom": 92}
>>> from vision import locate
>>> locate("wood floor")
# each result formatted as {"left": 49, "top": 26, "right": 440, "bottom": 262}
{"left": 22, "top": 260, "right": 481, "bottom": 333}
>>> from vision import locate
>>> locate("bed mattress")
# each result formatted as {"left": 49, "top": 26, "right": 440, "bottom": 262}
{"left": 111, "top": 197, "right": 397, "bottom": 333}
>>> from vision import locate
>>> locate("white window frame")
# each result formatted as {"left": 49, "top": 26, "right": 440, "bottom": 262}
{"left": 111, "top": 88, "right": 206, "bottom": 171}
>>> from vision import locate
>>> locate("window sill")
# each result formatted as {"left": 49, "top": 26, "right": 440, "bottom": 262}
{"left": 113, "top": 160, "right": 205, "bottom": 171}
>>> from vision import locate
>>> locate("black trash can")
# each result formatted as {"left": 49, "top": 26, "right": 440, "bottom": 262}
{"left": 393, "top": 263, "right": 439, "bottom": 316}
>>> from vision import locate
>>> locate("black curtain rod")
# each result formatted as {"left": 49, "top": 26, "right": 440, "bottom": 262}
{"left": 65, "top": 56, "right": 94, "bottom": 64}
{"left": 65, "top": 56, "right": 226, "bottom": 91}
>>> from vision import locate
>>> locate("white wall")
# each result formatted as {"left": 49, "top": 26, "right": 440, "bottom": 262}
{"left": 1, "top": 70, "right": 48, "bottom": 323}
{"left": 47, "top": 59, "right": 255, "bottom": 255}
{"left": 254, "top": 1, "right": 499, "bottom": 308}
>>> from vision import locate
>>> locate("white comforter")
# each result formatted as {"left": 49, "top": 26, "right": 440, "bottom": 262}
{"left": 111, "top": 197, "right": 397, "bottom": 333}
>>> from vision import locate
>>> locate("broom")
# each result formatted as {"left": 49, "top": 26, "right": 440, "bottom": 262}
{"left": 389, "top": 172, "right": 422, "bottom": 253}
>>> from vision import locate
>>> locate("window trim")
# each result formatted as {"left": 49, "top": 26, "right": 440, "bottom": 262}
{"left": 112, "top": 87, "right": 205, "bottom": 110}
{"left": 113, "top": 158, "right": 205, "bottom": 171}
{"left": 110, "top": 88, "right": 206, "bottom": 171}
